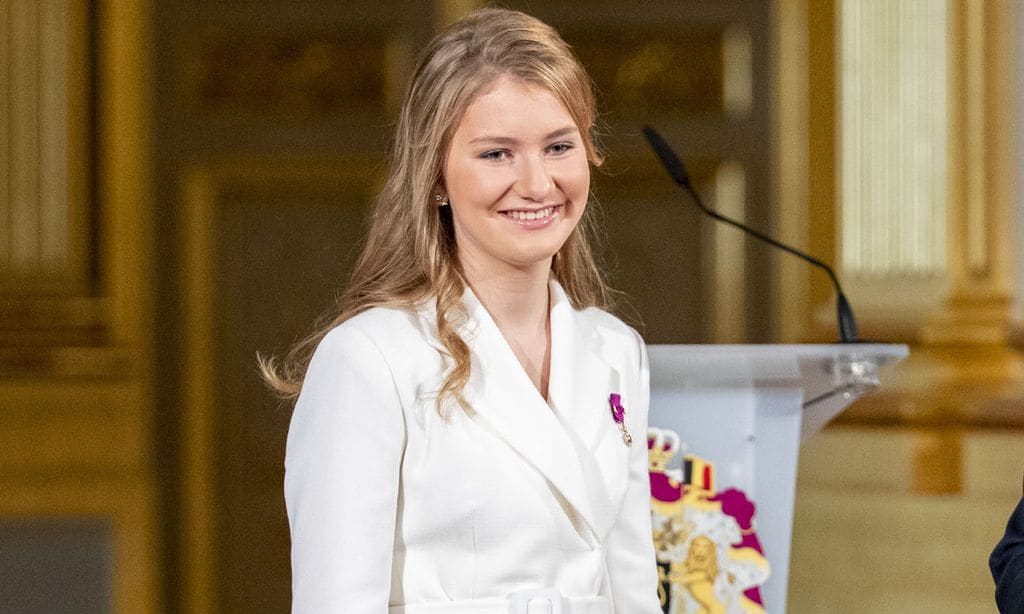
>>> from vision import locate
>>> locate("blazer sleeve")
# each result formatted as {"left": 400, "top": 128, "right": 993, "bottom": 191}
{"left": 991, "top": 486, "right": 1024, "bottom": 613}
{"left": 605, "top": 331, "right": 662, "bottom": 613}
{"left": 284, "top": 324, "right": 406, "bottom": 614}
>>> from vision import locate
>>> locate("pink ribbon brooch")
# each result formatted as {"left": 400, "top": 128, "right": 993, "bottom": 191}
{"left": 608, "top": 393, "right": 633, "bottom": 447}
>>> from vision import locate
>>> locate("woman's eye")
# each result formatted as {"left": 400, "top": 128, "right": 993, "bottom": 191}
{"left": 481, "top": 150, "right": 508, "bottom": 161}
{"left": 548, "top": 142, "right": 574, "bottom": 155}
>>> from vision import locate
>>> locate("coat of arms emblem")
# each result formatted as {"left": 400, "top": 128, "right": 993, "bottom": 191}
{"left": 648, "top": 427, "right": 771, "bottom": 613}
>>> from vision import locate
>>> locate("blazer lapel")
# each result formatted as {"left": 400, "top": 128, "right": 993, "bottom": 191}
{"left": 547, "top": 281, "right": 614, "bottom": 449}
{"left": 417, "top": 282, "right": 630, "bottom": 542}
{"left": 546, "top": 281, "right": 628, "bottom": 538}
{"left": 456, "top": 285, "right": 605, "bottom": 543}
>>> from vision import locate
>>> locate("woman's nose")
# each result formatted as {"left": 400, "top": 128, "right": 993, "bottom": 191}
{"left": 514, "top": 156, "right": 553, "bottom": 202}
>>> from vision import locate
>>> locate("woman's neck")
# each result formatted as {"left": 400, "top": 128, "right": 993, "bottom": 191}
{"left": 461, "top": 260, "right": 551, "bottom": 333}
{"left": 461, "top": 258, "right": 553, "bottom": 399}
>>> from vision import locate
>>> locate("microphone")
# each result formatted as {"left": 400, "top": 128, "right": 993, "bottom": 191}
{"left": 642, "top": 125, "right": 860, "bottom": 343}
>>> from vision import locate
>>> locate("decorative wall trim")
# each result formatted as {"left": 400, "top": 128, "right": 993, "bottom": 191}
{"left": 1, "top": 0, "right": 92, "bottom": 294}
{"left": 182, "top": 29, "right": 391, "bottom": 118}
{"left": 179, "top": 156, "right": 382, "bottom": 613}
{"left": 803, "top": 0, "right": 1016, "bottom": 344}
{"left": 709, "top": 161, "right": 747, "bottom": 342}
{"left": 0, "top": 480, "right": 157, "bottom": 614}
{"left": 919, "top": 0, "right": 1015, "bottom": 344}
{"left": 771, "top": 0, "right": 811, "bottom": 343}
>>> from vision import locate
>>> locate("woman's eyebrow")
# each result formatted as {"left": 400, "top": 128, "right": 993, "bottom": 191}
{"left": 468, "top": 125, "right": 579, "bottom": 145}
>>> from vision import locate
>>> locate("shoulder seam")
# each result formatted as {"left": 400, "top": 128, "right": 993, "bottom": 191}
{"left": 327, "top": 323, "right": 408, "bottom": 416}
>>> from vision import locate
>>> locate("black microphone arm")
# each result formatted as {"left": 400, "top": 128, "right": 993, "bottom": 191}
{"left": 642, "top": 125, "right": 859, "bottom": 343}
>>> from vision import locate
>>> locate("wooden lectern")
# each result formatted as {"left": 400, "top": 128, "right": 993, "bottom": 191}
{"left": 647, "top": 344, "right": 908, "bottom": 613}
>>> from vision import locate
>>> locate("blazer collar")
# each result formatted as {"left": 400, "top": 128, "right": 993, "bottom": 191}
{"left": 437, "top": 278, "right": 621, "bottom": 542}
{"left": 546, "top": 283, "right": 624, "bottom": 536}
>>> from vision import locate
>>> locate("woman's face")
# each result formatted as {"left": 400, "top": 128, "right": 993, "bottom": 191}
{"left": 442, "top": 74, "right": 590, "bottom": 278}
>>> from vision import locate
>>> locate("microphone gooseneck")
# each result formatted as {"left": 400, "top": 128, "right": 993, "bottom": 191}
{"left": 642, "top": 125, "right": 860, "bottom": 343}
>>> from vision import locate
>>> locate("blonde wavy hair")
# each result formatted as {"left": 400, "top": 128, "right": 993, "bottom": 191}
{"left": 261, "top": 7, "right": 612, "bottom": 408}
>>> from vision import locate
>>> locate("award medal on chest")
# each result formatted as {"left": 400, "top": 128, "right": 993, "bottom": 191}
{"left": 608, "top": 393, "right": 633, "bottom": 446}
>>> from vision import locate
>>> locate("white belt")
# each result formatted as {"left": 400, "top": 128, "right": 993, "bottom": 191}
{"left": 390, "top": 588, "right": 610, "bottom": 614}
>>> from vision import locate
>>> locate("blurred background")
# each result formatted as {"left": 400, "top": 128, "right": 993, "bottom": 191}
{"left": 1, "top": 0, "right": 1022, "bottom": 612}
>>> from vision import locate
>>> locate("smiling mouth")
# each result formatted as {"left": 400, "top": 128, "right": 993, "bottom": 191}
{"left": 500, "top": 205, "right": 561, "bottom": 225}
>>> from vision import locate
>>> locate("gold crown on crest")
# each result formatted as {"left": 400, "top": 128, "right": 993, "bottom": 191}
{"left": 646, "top": 427, "right": 680, "bottom": 473}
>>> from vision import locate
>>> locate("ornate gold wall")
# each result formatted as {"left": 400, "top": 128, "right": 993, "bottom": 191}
{"left": 0, "top": 1, "right": 158, "bottom": 612}
{"left": 786, "top": 0, "right": 1024, "bottom": 611}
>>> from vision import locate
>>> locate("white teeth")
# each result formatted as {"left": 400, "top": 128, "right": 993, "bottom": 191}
{"left": 508, "top": 207, "right": 554, "bottom": 221}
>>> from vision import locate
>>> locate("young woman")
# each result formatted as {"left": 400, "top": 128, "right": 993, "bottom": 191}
{"left": 266, "top": 8, "right": 660, "bottom": 613}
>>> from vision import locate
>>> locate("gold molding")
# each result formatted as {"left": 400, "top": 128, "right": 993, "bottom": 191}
{"left": 799, "top": 0, "right": 1024, "bottom": 484}
{"left": 97, "top": 0, "right": 158, "bottom": 611}
{"left": 803, "top": 0, "right": 840, "bottom": 342}
{"left": 803, "top": 0, "right": 1016, "bottom": 346}
{"left": 0, "top": 296, "right": 108, "bottom": 344}
{"left": 573, "top": 28, "right": 725, "bottom": 120}
{"left": 65, "top": 2, "right": 93, "bottom": 292}
{"left": 0, "top": 1, "right": 93, "bottom": 293}
{"left": 0, "top": 346, "right": 134, "bottom": 379}
{"left": 99, "top": 0, "right": 155, "bottom": 350}
{"left": 964, "top": 0, "right": 988, "bottom": 277}
{"left": 919, "top": 0, "right": 1015, "bottom": 345}
{"left": 0, "top": 2, "right": 157, "bottom": 612}
{"left": 709, "top": 161, "right": 747, "bottom": 342}
{"left": 183, "top": 30, "right": 391, "bottom": 118}
{"left": 0, "top": 1, "right": 155, "bottom": 614}
{"left": 772, "top": 0, "right": 811, "bottom": 342}
{"left": 0, "top": 378, "right": 149, "bottom": 478}
{"left": 179, "top": 156, "right": 382, "bottom": 614}
{"left": 0, "top": 479, "right": 157, "bottom": 614}
{"left": 181, "top": 168, "right": 216, "bottom": 614}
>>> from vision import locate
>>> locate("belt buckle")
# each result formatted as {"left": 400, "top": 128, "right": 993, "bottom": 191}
{"left": 507, "top": 587, "right": 566, "bottom": 614}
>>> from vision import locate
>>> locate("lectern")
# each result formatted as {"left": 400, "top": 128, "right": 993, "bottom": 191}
{"left": 646, "top": 344, "right": 907, "bottom": 613}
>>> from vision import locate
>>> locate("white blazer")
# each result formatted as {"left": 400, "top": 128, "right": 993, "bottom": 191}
{"left": 284, "top": 280, "right": 661, "bottom": 613}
